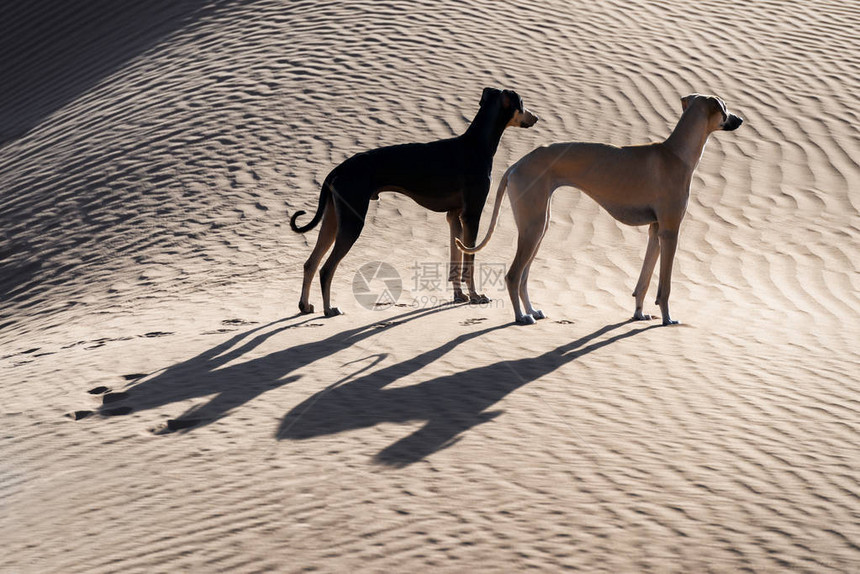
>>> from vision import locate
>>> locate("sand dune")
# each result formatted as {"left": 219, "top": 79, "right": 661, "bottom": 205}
{"left": 1, "top": 0, "right": 858, "bottom": 571}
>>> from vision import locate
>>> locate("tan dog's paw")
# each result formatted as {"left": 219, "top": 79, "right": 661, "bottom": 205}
{"left": 324, "top": 307, "right": 344, "bottom": 317}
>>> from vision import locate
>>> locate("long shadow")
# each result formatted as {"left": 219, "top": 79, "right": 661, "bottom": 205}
{"left": 0, "top": 0, "right": 237, "bottom": 143}
{"left": 278, "top": 320, "right": 660, "bottom": 466}
{"left": 97, "top": 304, "right": 461, "bottom": 431}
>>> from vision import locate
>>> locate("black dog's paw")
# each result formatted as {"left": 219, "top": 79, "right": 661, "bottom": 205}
{"left": 632, "top": 311, "right": 654, "bottom": 321}
{"left": 298, "top": 302, "right": 315, "bottom": 314}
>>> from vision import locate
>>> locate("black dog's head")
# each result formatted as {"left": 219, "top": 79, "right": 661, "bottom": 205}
{"left": 480, "top": 87, "right": 539, "bottom": 128}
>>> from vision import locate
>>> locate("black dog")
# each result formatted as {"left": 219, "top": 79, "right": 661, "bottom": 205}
{"left": 290, "top": 87, "right": 538, "bottom": 316}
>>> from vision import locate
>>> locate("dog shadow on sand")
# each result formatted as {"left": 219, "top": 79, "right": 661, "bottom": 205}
{"left": 96, "top": 304, "right": 454, "bottom": 430}
{"left": 277, "top": 318, "right": 658, "bottom": 466}
{"left": 98, "top": 304, "right": 657, "bottom": 466}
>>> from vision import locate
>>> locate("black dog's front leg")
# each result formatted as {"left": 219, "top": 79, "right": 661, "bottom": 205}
{"left": 460, "top": 211, "right": 490, "bottom": 304}
{"left": 446, "top": 210, "right": 469, "bottom": 303}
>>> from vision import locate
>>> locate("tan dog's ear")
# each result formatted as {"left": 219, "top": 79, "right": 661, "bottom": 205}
{"left": 501, "top": 92, "right": 512, "bottom": 109}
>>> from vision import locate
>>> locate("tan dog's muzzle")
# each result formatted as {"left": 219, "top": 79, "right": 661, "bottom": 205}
{"left": 722, "top": 113, "right": 743, "bottom": 131}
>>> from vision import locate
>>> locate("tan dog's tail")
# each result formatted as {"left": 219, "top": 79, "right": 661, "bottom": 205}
{"left": 455, "top": 168, "right": 510, "bottom": 254}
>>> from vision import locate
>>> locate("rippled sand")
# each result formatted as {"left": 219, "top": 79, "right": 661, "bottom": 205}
{"left": 1, "top": 1, "right": 858, "bottom": 571}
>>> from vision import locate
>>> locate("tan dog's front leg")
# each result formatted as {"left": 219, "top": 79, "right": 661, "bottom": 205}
{"left": 518, "top": 214, "right": 550, "bottom": 320}
{"left": 632, "top": 222, "right": 660, "bottom": 320}
{"left": 655, "top": 228, "right": 679, "bottom": 325}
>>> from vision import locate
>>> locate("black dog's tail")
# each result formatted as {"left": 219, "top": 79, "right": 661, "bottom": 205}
{"left": 290, "top": 172, "right": 335, "bottom": 233}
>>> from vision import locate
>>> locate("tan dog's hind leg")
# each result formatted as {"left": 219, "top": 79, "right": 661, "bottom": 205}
{"left": 632, "top": 222, "right": 660, "bottom": 320}
{"left": 655, "top": 228, "right": 680, "bottom": 325}
{"left": 505, "top": 173, "right": 551, "bottom": 324}
{"left": 519, "top": 202, "right": 551, "bottom": 320}
{"left": 447, "top": 209, "right": 469, "bottom": 303}
{"left": 507, "top": 231, "right": 541, "bottom": 324}
{"left": 299, "top": 203, "right": 337, "bottom": 314}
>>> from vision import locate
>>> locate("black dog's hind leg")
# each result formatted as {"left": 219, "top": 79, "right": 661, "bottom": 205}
{"left": 299, "top": 203, "right": 337, "bottom": 314}
{"left": 319, "top": 192, "right": 369, "bottom": 317}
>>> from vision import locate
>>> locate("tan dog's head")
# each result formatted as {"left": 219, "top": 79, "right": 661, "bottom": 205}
{"left": 681, "top": 94, "right": 743, "bottom": 132}
{"left": 480, "top": 87, "right": 539, "bottom": 128}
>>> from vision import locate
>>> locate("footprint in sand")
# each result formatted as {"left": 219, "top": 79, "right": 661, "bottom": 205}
{"left": 102, "top": 391, "right": 130, "bottom": 404}
{"left": 166, "top": 418, "right": 201, "bottom": 431}
{"left": 74, "top": 383, "right": 138, "bottom": 420}
{"left": 372, "top": 321, "right": 402, "bottom": 329}
{"left": 102, "top": 406, "right": 133, "bottom": 416}
{"left": 150, "top": 418, "right": 202, "bottom": 434}
{"left": 222, "top": 318, "right": 258, "bottom": 326}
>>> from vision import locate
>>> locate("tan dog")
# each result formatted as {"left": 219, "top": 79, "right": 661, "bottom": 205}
{"left": 457, "top": 94, "right": 743, "bottom": 325}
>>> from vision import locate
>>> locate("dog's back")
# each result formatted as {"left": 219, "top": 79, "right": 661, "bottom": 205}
{"left": 337, "top": 136, "right": 480, "bottom": 209}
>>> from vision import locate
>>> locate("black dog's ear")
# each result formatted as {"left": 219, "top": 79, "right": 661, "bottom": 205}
{"left": 681, "top": 94, "right": 697, "bottom": 111}
{"left": 480, "top": 87, "right": 495, "bottom": 106}
{"left": 501, "top": 89, "right": 524, "bottom": 111}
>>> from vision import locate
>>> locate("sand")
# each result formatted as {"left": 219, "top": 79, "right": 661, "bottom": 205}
{"left": 1, "top": 0, "right": 858, "bottom": 572}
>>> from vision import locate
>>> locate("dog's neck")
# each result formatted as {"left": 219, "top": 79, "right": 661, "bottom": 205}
{"left": 664, "top": 105, "right": 713, "bottom": 169}
{"left": 463, "top": 104, "right": 508, "bottom": 157}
